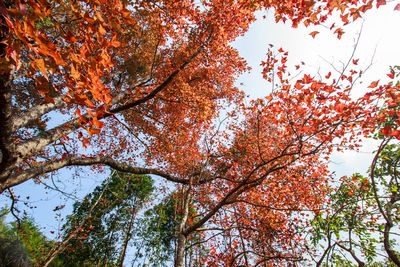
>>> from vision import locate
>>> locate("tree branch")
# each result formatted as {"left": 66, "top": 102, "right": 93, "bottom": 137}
{"left": 0, "top": 67, "right": 15, "bottom": 175}
{"left": 11, "top": 96, "right": 65, "bottom": 132}
{"left": 0, "top": 156, "right": 187, "bottom": 193}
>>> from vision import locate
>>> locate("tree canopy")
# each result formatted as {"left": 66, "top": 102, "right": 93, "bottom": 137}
{"left": 1, "top": 0, "right": 399, "bottom": 266}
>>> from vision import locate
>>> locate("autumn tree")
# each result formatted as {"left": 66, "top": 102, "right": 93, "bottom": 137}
{"left": 168, "top": 61, "right": 383, "bottom": 265}
{"left": 0, "top": 0, "right": 378, "bottom": 191}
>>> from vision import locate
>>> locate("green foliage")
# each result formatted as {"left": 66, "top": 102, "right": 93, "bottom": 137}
{"left": 132, "top": 195, "right": 178, "bottom": 265}
{"left": 58, "top": 170, "right": 154, "bottom": 266}
{"left": 310, "top": 173, "right": 377, "bottom": 265}
{"left": 131, "top": 193, "right": 208, "bottom": 266}
{"left": 309, "top": 139, "right": 400, "bottom": 265}
{"left": 0, "top": 209, "right": 64, "bottom": 267}
{"left": 0, "top": 211, "right": 34, "bottom": 267}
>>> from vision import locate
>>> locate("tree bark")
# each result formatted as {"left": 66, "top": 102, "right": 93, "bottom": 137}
{"left": 118, "top": 207, "right": 139, "bottom": 267}
{"left": 383, "top": 195, "right": 400, "bottom": 266}
{"left": 175, "top": 189, "right": 191, "bottom": 267}
{"left": 0, "top": 1, "right": 16, "bottom": 181}
{"left": 175, "top": 233, "right": 187, "bottom": 267}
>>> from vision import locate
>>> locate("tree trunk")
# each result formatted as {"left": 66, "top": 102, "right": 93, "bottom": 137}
{"left": 118, "top": 207, "right": 138, "bottom": 267}
{"left": 383, "top": 196, "right": 400, "bottom": 266}
{"left": 174, "top": 189, "right": 191, "bottom": 267}
{"left": 175, "top": 233, "right": 187, "bottom": 267}
{"left": 0, "top": 0, "right": 16, "bottom": 187}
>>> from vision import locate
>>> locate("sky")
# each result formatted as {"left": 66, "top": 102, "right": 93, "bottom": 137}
{"left": 1, "top": 1, "right": 400, "bottom": 264}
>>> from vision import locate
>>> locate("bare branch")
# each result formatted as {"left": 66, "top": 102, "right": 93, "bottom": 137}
{"left": 12, "top": 96, "right": 65, "bottom": 132}
{"left": 0, "top": 156, "right": 187, "bottom": 193}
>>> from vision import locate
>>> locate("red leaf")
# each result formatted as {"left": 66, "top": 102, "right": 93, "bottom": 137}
{"left": 352, "top": 59, "right": 359, "bottom": 65}
{"left": 395, "top": 3, "right": 400, "bottom": 10}
{"left": 376, "top": 0, "right": 386, "bottom": 8}
{"left": 389, "top": 129, "right": 400, "bottom": 139}
{"left": 382, "top": 126, "right": 392, "bottom": 136}
{"left": 302, "top": 74, "right": 313, "bottom": 84}
{"left": 325, "top": 72, "right": 331, "bottom": 79}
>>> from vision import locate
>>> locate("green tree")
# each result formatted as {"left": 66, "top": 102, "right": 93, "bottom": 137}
{"left": 132, "top": 193, "right": 207, "bottom": 266}
{"left": 308, "top": 142, "right": 400, "bottom": 266}
{"left": 0, "top": 211, "right": 34, "bottom": 267}
{"left": 0, "top": 209, "right": 66, "bottom": 267}
{"left": 49, "top": 170, "right": 154, "bottom": 267}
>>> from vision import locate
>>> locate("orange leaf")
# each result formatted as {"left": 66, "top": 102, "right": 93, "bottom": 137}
{"left": 335, "top": 103, "right": 346, "bottom": 112}
{"left": 294, "top": 82, "right": 303, "bottom": 90}
{"left": 334, "top": 28, "right": 344, "bottom": 39}
{"left": 71, "top": 64, "right": 79, "bottom": 80}
{"left": 309, "top": 31, "right": 319, "bottom": 38}
{"left": 98, "top": 24, "right": 106, "bottom": 35}
{"left": 105, "top": 94, "right": 112, "bottom": 105}
{"left": 81, "top": 137, "right": 90, "bottom": 148}
{"left": 87, "top": 127, "right": 101, "bottom": 136}
{"left": 36, "top": 58, "right": 48, "bottom": 79}
{"left": 368, "top": 80, "right": 379, "bottom": 88}
{"left": 65, "top": 31, "right": 77, "bottom": 43}
{"left": 110, "top": 35, "right": 121, "bottom": 47}
{"left": 92, "top": 116, "right": 104, "bottom": 129}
